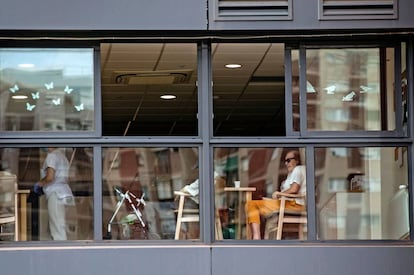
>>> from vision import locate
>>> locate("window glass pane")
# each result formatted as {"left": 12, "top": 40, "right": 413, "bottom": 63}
{"left": 316, "top": 147, "right": 410, "bottom": 240}
{"left": 102, "top": 147, "right": 199, "bottom": 240}
{"left": 401, "top": 42, "right": 408, "bottom": 133}
{"left": 0, "top": 48, "right": 94, "bottom": 132}
{"left": 306, "top": 48, "right": 396, "bottom": 131}
{"left": 212, "top": 43, "right": 285, "bottom": 136}
{"left": 100, "top": 43, "right": 198, "bottom": 136}
{"left": 292, "top": 49, "right": 300, "bottom": 132}
{"left": 0, "top": 147, "right": 93, "bottom": 241}
{"left": 214, "top": 147, "right": 307, "bottom": 240}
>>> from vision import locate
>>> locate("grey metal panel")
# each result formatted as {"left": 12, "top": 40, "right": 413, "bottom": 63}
{"left": 1, "top": 246, "right": 414, "bottom": 275}
{"left": 209, "top": 0, "right": 414, "bottom": 30}
{"left": 0, "top": 0, "right": 206, "bottom": 30}
{"left": 0, "top": 246, "right": 211, "bottom": 275}
{"left": 212, "top": 246, "right": 414, "bottom": 275}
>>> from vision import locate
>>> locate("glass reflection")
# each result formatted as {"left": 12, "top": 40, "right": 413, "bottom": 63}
{"left": 102, "top": 147, "right": 199, "bottom": 240}
{"left": 0, "top": 48, "right": 95, "bottom": 132}
{"left": 0, "top": 147, "right": 93, "bottom": 241}
{"left": 316, "top": 147, "right": 410, "bottom": 240}
{"left": 306, "top": 48, "right": 396, "bottom": 131}
{"left": 214, "top": 147, "right": 307, "bottom": 240}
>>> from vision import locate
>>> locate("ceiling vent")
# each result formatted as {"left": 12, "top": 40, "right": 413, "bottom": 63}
{"left": 112, "top": 69, "right": 193, "bottom": 85}
{"left": 319, "top": 0, "right": 398, "bottom": 20}
{"left": 214, "top": 0, "right": 292, "bottom": 21}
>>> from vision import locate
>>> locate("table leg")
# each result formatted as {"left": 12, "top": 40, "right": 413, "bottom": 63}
{"left": 236, "top": 192, "right": 243, "bottom": 239}
{"left": 245, "top": 191, "right": 252, "bottom": 239}
{"left": 19, "top": 193, "right": 28, "bottom": 241}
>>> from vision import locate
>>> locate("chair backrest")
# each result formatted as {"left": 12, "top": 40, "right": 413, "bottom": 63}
{"left": 0, "top": 171, "right": 17, "bottom": 215}
{"left": 295, "top": 165, "right": 306, "bottom": 205}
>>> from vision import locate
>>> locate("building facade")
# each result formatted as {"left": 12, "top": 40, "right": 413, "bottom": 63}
{"left": 0, "top": 0, "right": 414, "bottom": 274}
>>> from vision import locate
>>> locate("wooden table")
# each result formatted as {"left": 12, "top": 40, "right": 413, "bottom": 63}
{"left": 224, "top": 187, "right": 256, "bottom": 239}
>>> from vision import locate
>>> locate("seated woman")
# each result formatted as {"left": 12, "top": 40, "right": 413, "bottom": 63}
{"left": 245, "top": 150, "right": 306, "bottom": 240}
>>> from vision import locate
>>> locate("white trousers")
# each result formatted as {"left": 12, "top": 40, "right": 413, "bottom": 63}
{"left": 47, "top": 192, "right": 69, "bottom": 240}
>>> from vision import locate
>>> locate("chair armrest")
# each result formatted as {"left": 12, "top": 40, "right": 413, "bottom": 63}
{"left": 272, "top": 191, "right": 305, "bottom": 200}
{"left": 174, "top": 190, "right": 192, "bottom": 197}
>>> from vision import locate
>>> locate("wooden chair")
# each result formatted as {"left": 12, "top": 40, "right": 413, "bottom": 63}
{"left": 264, "top": 192, "right": 307, "bottom": 240}
{"left": 174, "top": 190, "right": 223, "bottom": 240}
{"left": 0, "top": 171, "right": 18, "bottom": 241}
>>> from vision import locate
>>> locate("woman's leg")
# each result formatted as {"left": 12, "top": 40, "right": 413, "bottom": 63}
{"left": 47, "top": 192, "right": 67, "bottom": 240}
{"left": 246, "top": 199, "right": 280, "bottom": 240}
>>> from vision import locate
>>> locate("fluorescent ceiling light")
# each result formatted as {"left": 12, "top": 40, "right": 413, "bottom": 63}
{"left": 18, "top": 63, "right": 34, "bottom": 68}
{"left": 12, "top": 95, "right": 28, "bottom": 99}
{"left": 160, "top": 94, "right": 176, "bottom": 100}
{"left": 225, "top": 64, "right": 242, "bottom": 69}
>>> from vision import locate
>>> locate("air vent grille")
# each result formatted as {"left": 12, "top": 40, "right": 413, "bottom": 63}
{"left": 111, "top": 70, "right": 193, "bottom": 85}
{"left": 215, "top": 0, "right": 292, "bottom": 21}
{"left": 319, "top": 0, "right": 398, "bottom": 20}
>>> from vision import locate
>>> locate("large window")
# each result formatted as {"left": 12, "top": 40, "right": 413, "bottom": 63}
{"left": 100, "top": 43, "right": 198, "bottom": 136}
{"left": 316, "top": 147, "right": 409, "bottom": 240}
{"left": 304, "top": 47, "right": 399, "bottom": 133}
{"left": 0, "top": 147, "right": 93, "bottom": 241}
{"left": 212, "top": 43, "right": 285, "bottom": 136}
{"left": 214, "top": 147, "right": 307, "bottom": 240}
{"left": 0, "top": 48, "right": 95, "bottom": 132}
{"left": 0, "top": 40, "right": 411, "bottom": 244}
{"left": 102, "top": 147, "right": 199, "bottom": 240}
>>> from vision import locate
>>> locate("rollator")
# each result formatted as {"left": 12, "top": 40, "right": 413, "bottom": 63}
{"left": 104, "top": 186, "right": 147, "bottom": 239}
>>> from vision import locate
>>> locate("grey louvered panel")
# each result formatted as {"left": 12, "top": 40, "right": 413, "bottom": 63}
{"left": 218, "top": 0, "right": 290, "bottom": 8}
{"left": 215, "top": 0, "right": 292, "bottom": 21}
{"left": 319, "top": 0, "right": 398, "bottom": 20}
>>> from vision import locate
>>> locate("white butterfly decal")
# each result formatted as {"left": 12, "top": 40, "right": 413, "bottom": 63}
{"left": 52, "top": 98, "right": 61, "bottom": 106}
{"left": 342, "top": 91, "right": 356, "bottom": 102}
{"left": 324, "top": 85, "right": 336, "bottom": 94}
{"left": 44, "top": 82, "right": 54, "bottom": 90}
{"left": 9, "top": 84, "right": 19, "bottom": 93}
{"left": 64, "top": 85, "right": 73, "bottom": 94}
{"left": 26, "top": 102, "right": 36, "bottom": 111}
{"left": 31, "top": 91, "right": 40, "bottom": 99}
{"left": 74, "top": 103, "right": 84, "bottom": 111}
{"left": 359, "top": 85, "right": 372, "bottom": 93}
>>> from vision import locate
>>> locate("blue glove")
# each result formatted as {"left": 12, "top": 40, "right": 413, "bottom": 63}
{"left": 33, "top": 182, "right": 44, "bottom": 195}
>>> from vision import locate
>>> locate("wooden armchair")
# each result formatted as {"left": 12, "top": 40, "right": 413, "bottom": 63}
{"left": 174, "top": 190, "right": 223, "bottom": 240}
{"left": 174, "top": 191, "right": 200, "bottom": 240}
{"left": 264, "top": 191, "right": 307, "bottom": 240}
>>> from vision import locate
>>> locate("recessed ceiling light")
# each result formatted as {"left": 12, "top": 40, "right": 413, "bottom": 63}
{"left": 18, "top": 63, "right": 35, "bottom": 68}
{"left": 160, "top": 94, "right": 176, "bottom": 100}
{"left": 225, "top": 64, "right": 242, "bottom": 69}
{"left": 12, "top": 95, "right": 28, "bottom": 99}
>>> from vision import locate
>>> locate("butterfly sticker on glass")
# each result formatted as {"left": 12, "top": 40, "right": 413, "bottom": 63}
{"left": 31, "top": 91, "right": 40, "bottom": 100}
{"left": 64, "top": 85, "right": 73, "bottom": 94}
{"left": 74, "top": 103, "right": 84, "bottom": 112}
{"left": 9, "top": 84, "right": 19, "bottom": 93}
{"left": 44, "top": 82, "right": 54, "bottom": 90}
{"left": 26, "top": 102, "right": 36, "bottom": 111}
{"left": 52, "top": 98, "right": 61, "bottom": 106}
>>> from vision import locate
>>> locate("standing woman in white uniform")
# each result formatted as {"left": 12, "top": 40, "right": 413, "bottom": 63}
{"left": 34, "top": 148, "right": 75, "bottom": 240}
